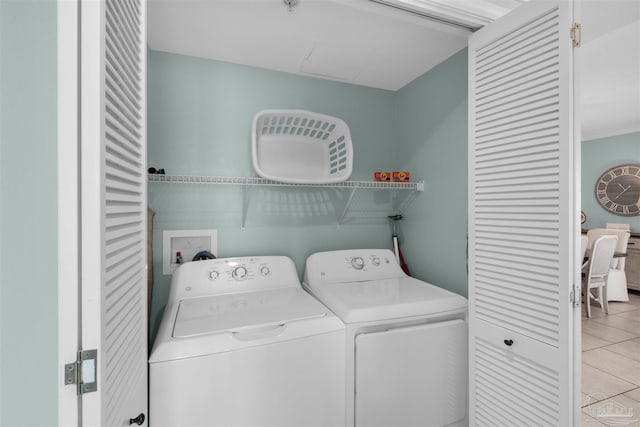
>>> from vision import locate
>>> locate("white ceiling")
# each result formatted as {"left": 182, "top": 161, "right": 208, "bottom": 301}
{"left": 148, "top": 0, "right": 640, "bottom": 140}
{"left": 147, "top": 0, "right": 475, "bottom": 91}
{"left": 580, "top": 1, "right": 640, "bottom": 141}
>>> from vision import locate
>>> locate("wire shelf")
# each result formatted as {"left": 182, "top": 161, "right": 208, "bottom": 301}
{"left": 148, "top": 174, "right": 423, "bottom": 227}
{"left": 148, "top": 174, "right": 424, "bottom": 191}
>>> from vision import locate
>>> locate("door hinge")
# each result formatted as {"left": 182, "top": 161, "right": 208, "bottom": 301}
{"left": 570, "top": 23, "right": 581, "bottom": 47}
{"left": 570, "top": 284, "right": 581, "bottom": 308}
{"left": 65, "top": 349, "right": 98, "bottom": 395}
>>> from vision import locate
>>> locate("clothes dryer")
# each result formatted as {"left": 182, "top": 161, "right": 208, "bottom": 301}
{"left": 150, "top": 256, "right": 345, "bottom": 427}
{"left": 303, "top": 249, "right": 468, "bottom": 427}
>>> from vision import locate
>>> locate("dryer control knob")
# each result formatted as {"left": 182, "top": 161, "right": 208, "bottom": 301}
{"left": 371, "top": 256, "right": 380, "bottom": 266}
{"left": 351, "top": 257, "right": 365, "bottom": 270}
{"left": 208, "top": 270, "right": 219, "bottom": 280}
{"left": 260, "top": 266, "right": 270, "bottom": 276}
{"left": 232, "top": 266, "right": 248, "bottom": 280}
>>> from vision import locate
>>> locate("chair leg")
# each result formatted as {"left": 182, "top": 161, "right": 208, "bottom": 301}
{"left": 586, "top": 288, "right": 592, "bottom": 318}
{"left": 602, "top": 286, "right": 609, "bottom": 314}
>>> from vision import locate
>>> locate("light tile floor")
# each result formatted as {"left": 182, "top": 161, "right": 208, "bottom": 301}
{"left": 582, "top": 292, "right": 640, "bottom": 426}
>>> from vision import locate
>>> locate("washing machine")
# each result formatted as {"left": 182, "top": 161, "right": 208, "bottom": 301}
{"left": 303, "top": 249, "right": 468, "bottom": 427}
{"left": 149, "top": 256, "right": 346, "bottom": 427}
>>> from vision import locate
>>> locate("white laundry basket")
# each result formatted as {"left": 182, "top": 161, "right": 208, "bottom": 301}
{"left": 251, "top": 110, "right": 353, "bottom": 184}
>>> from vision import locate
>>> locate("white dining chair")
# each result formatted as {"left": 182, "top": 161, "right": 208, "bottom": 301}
{"left": 583, "top": 234, "right": 618, "bottom": 318}
{"left": 586, "top": 228, "right": 631, "bottom": 301}
{"left": 607, "top": 223, "right": 631, "bottom": 231}
{"left": 580, "top": 235, "right": 588, "bottom": 268}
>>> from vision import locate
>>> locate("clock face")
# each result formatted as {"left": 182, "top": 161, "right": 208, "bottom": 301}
{"left": 595, "top": 164, "right": 640, "bottom": 216}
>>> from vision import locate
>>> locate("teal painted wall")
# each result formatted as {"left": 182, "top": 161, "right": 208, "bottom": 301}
{"left": 0, "top": 0, "right": 58, "bottom": 425}
{"left": 147, "top": 49, "right": 471, "bottom": 342}
{"left": 147, "top": 51, "right": 403, "bottom": 341}
{"left": 395, "top": 49, "right": 469, "bottom": 297}
{"left": 582, "top": 132, "right": 640, "bottom": 233}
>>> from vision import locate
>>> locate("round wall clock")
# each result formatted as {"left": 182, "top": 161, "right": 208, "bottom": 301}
{"left": 595, "top": 164, "right": 640, "bottom": 216}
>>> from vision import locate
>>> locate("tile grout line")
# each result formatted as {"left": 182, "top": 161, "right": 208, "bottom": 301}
{"left": 583, "top": 335, "right": 640, "bottom": 351}
{"left": 582, "top": 387, "right": 640, "bottom": 409}
{"left": 582, "top": 347, "right": 640, "bottom": 384}
{"left": 582, "top": 385, "right": 640, "bottom": 409}
{"left": 582, "top": 314, "right": 640, "bottom": 341}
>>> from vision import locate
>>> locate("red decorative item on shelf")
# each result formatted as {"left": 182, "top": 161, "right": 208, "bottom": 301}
{"left": 374, "top": 171, "right": 391, "bottom": 182}
{"left": 392, "top": 171, "right": 410, "bottom": 182}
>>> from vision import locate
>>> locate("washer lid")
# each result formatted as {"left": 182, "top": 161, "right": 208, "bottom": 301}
{"left": 173, "top": 288, "right": 328, "bottom": 338}
{"left": 305, "top": 277, "right": 468, "bottom": 323}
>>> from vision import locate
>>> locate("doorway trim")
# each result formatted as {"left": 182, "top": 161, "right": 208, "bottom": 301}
{"left": 58, "top": 0, "right": 81, "bottom": 425}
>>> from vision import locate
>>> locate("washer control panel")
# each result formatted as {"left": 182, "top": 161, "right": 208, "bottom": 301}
{"left": 343, "top": 253, "right": 393, "bottom": 272}
{"left": 304, "top": 249, "right": 404, "bottom": 287}
{"left": 205, "top": 258, "right": 272, "bottom": 284}
{"left": 169, "top": 256, "right": 300, "bottom": 301}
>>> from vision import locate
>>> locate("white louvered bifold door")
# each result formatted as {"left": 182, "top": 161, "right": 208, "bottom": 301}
{"left": 468, "top": 1, "right": 579, "bottom": 426}
{"left": 81, "top": 0, "right": 148, "bottom": 425}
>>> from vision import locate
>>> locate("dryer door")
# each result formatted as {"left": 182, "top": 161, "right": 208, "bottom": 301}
{"left": 355, "top": 319, "right": 467, "bottom": 427}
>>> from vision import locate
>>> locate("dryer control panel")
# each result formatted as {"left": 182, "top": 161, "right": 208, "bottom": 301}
{"left": 304, "top": 249, "right": 405, "bottom": 287}
{"left": 168, "top": 256, "right": 302, "bottom": 301}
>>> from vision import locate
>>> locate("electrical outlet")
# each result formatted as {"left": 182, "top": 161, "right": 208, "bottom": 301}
{"left": 163, "top": 229, "right": 218, "bottom": 275}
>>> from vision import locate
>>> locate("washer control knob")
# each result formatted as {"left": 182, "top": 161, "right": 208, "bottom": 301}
{"left": 232, "top": 266, "right": 248, "bottom": 280}
{"left": 208, "top": 270, "right": 219, "bottom": 280}
{"left": 351, "top": 257, "right": 365, "bottom": 270}
{"left": 371, "top": 256, "right": 380, "bottom": 266}
{"left": 260, "top": 266, "right": 270, "bottom": 276}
